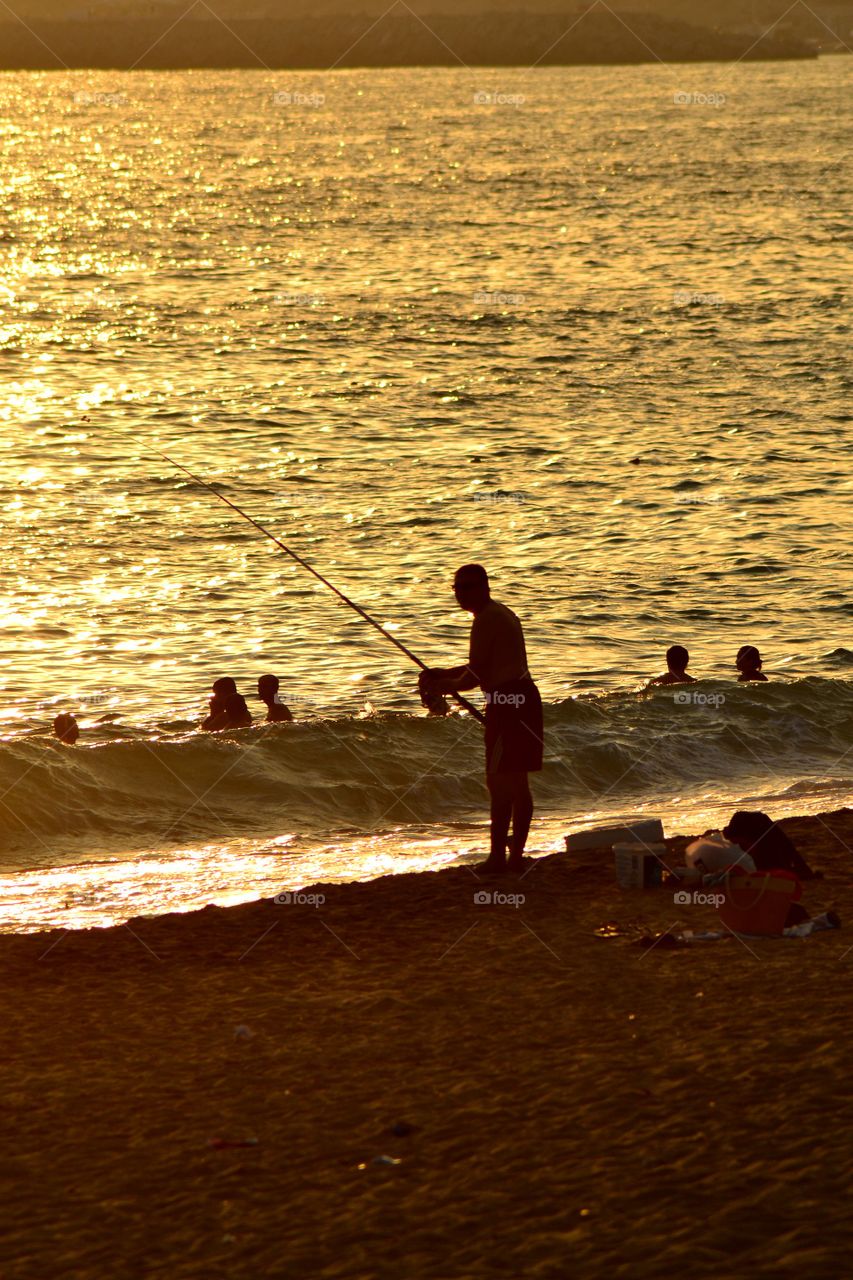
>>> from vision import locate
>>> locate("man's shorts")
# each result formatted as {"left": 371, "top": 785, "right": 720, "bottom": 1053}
{"left": 484, "top": 678, "right": 544, "bottom": 776}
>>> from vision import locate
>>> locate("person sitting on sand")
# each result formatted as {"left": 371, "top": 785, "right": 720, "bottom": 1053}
{"left": 736, "top": 646, "right": 768, "bottom": 682}
{"left": 646, "top": 645, "right": 696, "bottom": 688}
{"left": 257, "top": 674, "right": 293, "bottom": 723}
{"left": 53, "top": 713, "right": 79, "bottom": 745}
{"left": 418, "top": 563, "right": 543, "bottom": 875}
{"left": 202, "top": 677, "right": 237, "bottom": 731}
{"left": 723, "top": 810, "right": 819, "bottom": 880}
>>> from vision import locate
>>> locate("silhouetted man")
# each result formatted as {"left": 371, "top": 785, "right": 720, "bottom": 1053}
{"left": 419, "top": 564, "right": 543, "bottom": 873}
{"left": 257, "top": 674, "right": 293, "bottom": 723}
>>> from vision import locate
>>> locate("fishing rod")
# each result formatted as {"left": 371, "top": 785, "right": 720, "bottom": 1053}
{"left": 155, "top": 451, "right": 486, "bottom": 725}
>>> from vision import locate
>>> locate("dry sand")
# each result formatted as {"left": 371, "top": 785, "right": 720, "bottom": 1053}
{"left": 3, "top": 809, "right": 852, "bottom": 1279}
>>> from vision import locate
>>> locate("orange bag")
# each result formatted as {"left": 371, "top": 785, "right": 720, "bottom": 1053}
{"left": 717, "top": 866, "right": 802, "bottom": 936}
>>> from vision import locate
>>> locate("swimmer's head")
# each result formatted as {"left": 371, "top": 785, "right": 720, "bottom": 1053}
{"left": 212, "top": 677, "right": 238, "bottom": 698}
{"left": 453, "top": 563, "right": 490, "bottom": 611}
{"left": 736, "top": 645, "right": 762, "bottom": 674}
{"left": 258, "top": 674, "right": 279, "bottom": 703}
{"left": 53, "top": 713, "right": 79, "bottom": 745}
{"left": 666, "top": 645, "right": 689, "bottom": 674}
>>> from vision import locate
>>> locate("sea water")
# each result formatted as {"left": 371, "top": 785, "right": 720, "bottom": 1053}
{"left": 0, "top": 59, "right": 850, "bottom": 930}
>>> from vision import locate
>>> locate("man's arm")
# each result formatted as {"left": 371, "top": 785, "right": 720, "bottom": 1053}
{"left": 419, "top": 664, "right": 480, "bottom": 695}
{"left": 421, "top": 612, "right": 491, "bottom": 696}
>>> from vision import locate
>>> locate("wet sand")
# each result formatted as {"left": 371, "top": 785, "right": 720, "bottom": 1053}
{"left": 3, "top": 808, "right": 852, "bottom": 1278}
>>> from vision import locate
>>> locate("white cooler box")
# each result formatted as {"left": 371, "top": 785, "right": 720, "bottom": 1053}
{"left": 565, "top": 816, "right": 664, "bottom": 854}
{"left": 614, "top": 842, "right": 668, "bottom": 889}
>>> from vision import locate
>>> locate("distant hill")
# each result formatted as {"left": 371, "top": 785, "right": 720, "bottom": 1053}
{"left": 0, "top": 7, "right": 828, "bottom": 69}
{"left": 7, "top": 0, "right": 853, "bottom": 22}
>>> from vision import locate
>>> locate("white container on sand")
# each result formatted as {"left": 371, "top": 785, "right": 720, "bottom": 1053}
{"left": 566, "top": 816, "right": 664, "bottom": 853}
{"left": 614, "top": 843, "right": 668, "bottom": 889}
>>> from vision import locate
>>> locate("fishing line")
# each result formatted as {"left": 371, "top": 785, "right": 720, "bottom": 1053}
{"left": 155, "top": 451, "right": 486, "bottom": 725}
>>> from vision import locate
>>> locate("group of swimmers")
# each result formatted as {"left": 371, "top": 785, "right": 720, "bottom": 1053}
{"left": 202, "top": 674, "right": 293, "bottom": 731}
{"left": 51, "top": 642, "right": 773, "bottom": 747}
{"left": 52, "top": 673, "right": 293, "bottom": 743}
{"left": 646, "top": 644, "right": 768, "bottom": 687}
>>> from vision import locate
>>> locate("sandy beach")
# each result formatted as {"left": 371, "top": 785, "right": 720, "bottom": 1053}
{"left": 3, "top": 807, "right": 852, "bottom": 1278}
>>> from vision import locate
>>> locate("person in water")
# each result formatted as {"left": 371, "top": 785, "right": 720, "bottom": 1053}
{"left": 53, "top": 712, "right": 79, "bottom": 744}
{"left": 419, "top": 564, "right": 543, "bottom": 874}
{"left": 647, "top": 645, "right": 696, "bottom": 687}
{"left": 202, "top": 676, "right": 237, "bottom": 730}
{"left": 736, "top": 646, "right": 767, "bottom": 682}
{"left": 257, "top": 674, "right": 293, "bottom": 723}
{"left": 213, "top": 692, "right": 253, "bottom": 730}
{"left": 202, "top": 678, "right": 253, "bottom": 731}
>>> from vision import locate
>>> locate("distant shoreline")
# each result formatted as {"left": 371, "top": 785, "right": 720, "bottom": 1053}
{"left": 0, "top": 11, "right": 825, "bottom": 71}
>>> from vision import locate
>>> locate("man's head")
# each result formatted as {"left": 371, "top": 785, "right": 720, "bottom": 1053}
{"left": 453, "top": 563, "right": 490, "bottom": 613}
{"left": 666, "top": 645, "right": 689, "bottom": 674}
{"left": 213, "top": 676, "right": 237, "bottom": 698}
{"left": 736, "top": 645, "right": 762, "bottom": 674}
{"left": 258, "top": 674, "right": 279, "bottom": 703}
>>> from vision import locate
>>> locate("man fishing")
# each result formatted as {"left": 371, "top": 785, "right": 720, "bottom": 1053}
{"left": 419, "top": 564, "right": 543, "bottom": 874}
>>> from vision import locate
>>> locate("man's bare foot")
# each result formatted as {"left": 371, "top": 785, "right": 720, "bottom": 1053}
{"left": 507, "top": 855, "right": 531, "bottom": 874}
{"left": 476, "top": 857, "right": 507, "bottom": 875}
